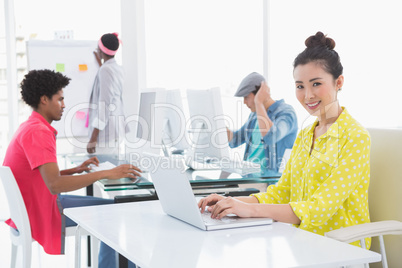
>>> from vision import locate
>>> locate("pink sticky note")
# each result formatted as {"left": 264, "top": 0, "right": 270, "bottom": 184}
{"left": 75, "top": 111, "right": 86, "bottom": 120}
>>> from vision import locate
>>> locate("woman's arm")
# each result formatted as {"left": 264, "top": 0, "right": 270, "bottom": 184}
{"left": 209, "top": 196, "right": 301, "bottom": 224}
{"left": 198, "top": 194, "right": 301, "bottom": 224}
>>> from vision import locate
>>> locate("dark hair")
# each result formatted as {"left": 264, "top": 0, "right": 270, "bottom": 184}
{"left": 293, "top": 31, "right": 343, "bottom": 79}
{"left": 251, "top": 85, "right": 260, "bottom": 95}
{"left": 20, "top": 69, "right": 70, "bottom": 109}
{"left": 101, "top": 33, "right": 119, "bottom": 54}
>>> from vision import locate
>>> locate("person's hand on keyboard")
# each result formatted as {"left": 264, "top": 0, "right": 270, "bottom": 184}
{"left": 88, "top": 161, "right": 143, "bottom": 180}
{"left": 75, "top": 156, "right": 100, "bottom": 174}
{"left": 208, "top": 196, "right": 253, "bottom": 220}
{"left": 198, "top": 193, "right": 225, "bottom": 214}
{"left": 104, "top": 164, "right": 143, "bottom": 180}
{"left": 199, "top": 194, "right": 257, "bottom": 220}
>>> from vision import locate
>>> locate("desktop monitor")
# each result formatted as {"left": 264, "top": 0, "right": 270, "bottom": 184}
{"left": 136, "top": 88, "right": 189, "bottom": 156}
{"left": 136, "top": 88, "right": 166, "bottom": 152}
{"left": 186, "top": 87, "right": 230, "bottom": 162}
{"left": 161, "top": 89, "right": 190, "bottom": 153}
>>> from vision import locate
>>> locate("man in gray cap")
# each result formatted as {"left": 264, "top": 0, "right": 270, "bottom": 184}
{"left": 227, "top": 72, "right": 298, "bottom": 172}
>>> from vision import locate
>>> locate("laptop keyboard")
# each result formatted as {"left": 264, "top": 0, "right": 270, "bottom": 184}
{"left": 201, "top": 211, "right": 238, "bottom": 224}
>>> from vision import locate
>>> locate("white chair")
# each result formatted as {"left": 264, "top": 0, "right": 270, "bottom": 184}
{"left": 0, "top": 166, "right": 99, "bottom": 268}
{"left": 325, "top": 128, "right": 402, "bottom": 268}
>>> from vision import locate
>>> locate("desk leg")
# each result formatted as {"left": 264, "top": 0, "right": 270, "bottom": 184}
{"left": 87, "top": 237, "right": 91, "bottom": 267}
{"left": 86, "top": 184, "right": 94, "bottom": 196}
{"left": 86, "top": 184, "right": 93, "bottom": 267}
{"left": 119, "top": 254, "right": 128, "bottom": 268}
{"left": 74, "top": 225, "right": 82, "bottom": 268}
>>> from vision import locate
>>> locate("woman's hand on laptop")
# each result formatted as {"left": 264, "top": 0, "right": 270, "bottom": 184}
{"left": 104, "top": 164, "right": 142, "bottom": 180}
{"left": 209, "top": 197, "right": 255, "bottom": 219}
{"left": 198, "top": 194, "right": 225, "bottom": 214}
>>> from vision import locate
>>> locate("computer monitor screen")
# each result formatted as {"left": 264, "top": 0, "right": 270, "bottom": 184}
{"left": 161, "top": 89, "right": 190, "bottom": 152}
{"left": 186, "top": 88, "right": 230, "bottom": 161}
{"left": 136, "top": 88, "right": 189, "bottom": 156}
{"left": 136, "top": 91, "right": 157, "bottom": 142}
{"left": 136, "top": 89, "right": 166, "bottom": 151}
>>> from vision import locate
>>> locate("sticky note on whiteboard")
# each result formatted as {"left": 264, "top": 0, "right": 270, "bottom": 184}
{"left": 56, "top": 63, "right": 65, "bottom": 72}
{"left": 79, "top": 64, "right": 88, "bottom": 71}
{"left": 75, "top": 111, "right": 86, "bottom": 120}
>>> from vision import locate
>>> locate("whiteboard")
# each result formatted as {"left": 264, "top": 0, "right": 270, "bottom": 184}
{"left": 26, "top": 40, "right": 99, "bottom": 138}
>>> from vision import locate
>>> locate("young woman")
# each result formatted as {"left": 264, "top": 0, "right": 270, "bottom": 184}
{"left": 87, "top": 33, "right": 127, "bottom": 155}
{"left": 198, "top": 31, "right": 371, "bottom": 248}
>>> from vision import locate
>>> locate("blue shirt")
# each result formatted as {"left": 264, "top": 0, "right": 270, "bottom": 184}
{"left": 229, "top": 99, "right": 298, "bottom": 172}
{"left": 247, "top": 122, "right": 266, "bottom": 166}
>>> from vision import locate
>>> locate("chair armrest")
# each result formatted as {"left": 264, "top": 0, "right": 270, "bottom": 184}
{"left": 325, "top": 220, "right": 402, "bottom": 243}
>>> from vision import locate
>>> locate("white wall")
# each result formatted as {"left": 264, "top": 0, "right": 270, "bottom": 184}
{"left": 3, "top": 0, "right": 400, "bottom": 160}
{"left": 268, "top": 0, "right": 402, "bottom": 129}
{"left": 120, "top": 0, "right": 146, "bottom": 151}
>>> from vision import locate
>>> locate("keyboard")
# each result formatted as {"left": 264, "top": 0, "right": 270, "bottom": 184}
{"left": 186, "top": 161, "right": 221, "bottom": 170}
{"left": 201, "top": 211, "right": 238, "bottom": 224}
{"left": 219, "top": 160, "right": 261, "bottom": 175}
{"left": 89, "top": 161, "right": 116, "bottom": 171}
{"left": 91, "top": 161, "right": 149, "bottom": 185}
{"left": 185, "top": 157, "right": 261, "bottom": 174}
{"left": 90, "top": 161, "right": 149, "bottom": 180}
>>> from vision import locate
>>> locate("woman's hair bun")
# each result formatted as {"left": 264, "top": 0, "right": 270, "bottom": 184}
{"left": 305, "top": 31, "right": 335, "bottom": 50}
{"left": 293, "top": 31, "right": 342, "bottom": 79}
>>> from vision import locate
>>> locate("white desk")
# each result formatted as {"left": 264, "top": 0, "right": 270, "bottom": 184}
{"left": 65, "top": 201, "right": 381, "bottom": 268}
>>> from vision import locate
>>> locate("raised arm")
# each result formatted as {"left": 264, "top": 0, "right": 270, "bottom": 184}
{"left": 94, "top": 50, "right": 102, "bottom": 67}
{"left": 254, "top": 81, "right": 274, "bottom": 137}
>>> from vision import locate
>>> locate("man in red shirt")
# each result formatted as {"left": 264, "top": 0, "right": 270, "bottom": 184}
{"left": 3, "top": 69, "right": 139, "bottom": 267}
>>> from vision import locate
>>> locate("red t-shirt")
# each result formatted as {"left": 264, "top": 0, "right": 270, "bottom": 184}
{"left": 3, "top": 111, "right": 64, "bottom": 254}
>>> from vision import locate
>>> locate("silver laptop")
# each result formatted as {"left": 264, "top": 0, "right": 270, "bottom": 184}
{"left": 148, "top": 155, "right": 273, "bottom": 231}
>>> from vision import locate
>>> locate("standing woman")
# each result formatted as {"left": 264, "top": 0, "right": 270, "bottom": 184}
{"left": 87, "top": 33, "right": 127, "bottom": 155}
{"left": 198, "top": 31, "right": 371, "bottom": 248}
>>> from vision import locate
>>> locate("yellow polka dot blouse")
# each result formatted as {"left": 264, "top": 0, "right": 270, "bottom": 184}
{"left": 253, "top": 108, "right": 371, "bottom": 248}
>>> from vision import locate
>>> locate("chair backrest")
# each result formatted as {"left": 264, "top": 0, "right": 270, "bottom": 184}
{"left": 0, "top": 166, "right": 32, "bottom": 247}
{"left": 367, "top": 128, "right": 402, "bottom": 267}
{"left": 0, "top": 166, "right": 99, "bottom": 267}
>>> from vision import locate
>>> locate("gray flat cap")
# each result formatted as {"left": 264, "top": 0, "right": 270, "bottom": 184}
{"left": 234, "top": 72, "right": 266, "bottom": 97}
